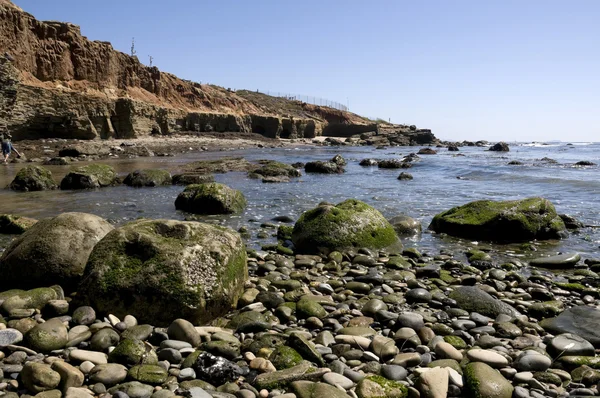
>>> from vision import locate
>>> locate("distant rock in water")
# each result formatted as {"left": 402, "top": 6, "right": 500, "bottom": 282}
{"left": 429, "top": 197, "right": 567, "bottom": 242}
{"left": 388, "top": 214, "right": 422, "bottom": 236}
{"left": 417, "top": 148, "right": 437, "bottom": 155}
{"left": 489, "top": 142, "right": 510, "bottom": 152}
{"left": 359, "top": 158, "right": 379, "bottom": 166}
{"left": 508, "top": 160, "right": 524, "bottom": 165}
{"left": 9, "top": 165, "right": 57, "bottom": 191}
{"left": 291, "top": 199, "right": 402, "bottom": 255}
{"left": 447, "top": 145, "right": 459, "bottom": 151}
{"left": 123, "top": 169, "right": 172, "bottom": 187}
{"left": 175, "top": 183, "right": 246, "bottom": 214}
{"left": 0, "top": 214, "right": 37, "bottom": 234}
{"left": 397, "top": 172, "right": 413, "bottom": 180}
{"left": 330, "top": 154, "right": 346, "bottom": 166}
{"left": 60, "top": 164, "right": 118, "bottom": 189}
{"left": 171, "top": 173, "right": 215, "bottom": 185}
{"left": 304, "top": 161, "right": 344, "bottom": 174}
{"left": 575, "top": 161, "right": 596, "bottom": 166}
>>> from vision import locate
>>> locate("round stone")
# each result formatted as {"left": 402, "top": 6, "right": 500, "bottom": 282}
{"left": 547, "top": 333, "right": 595, "bottom": 357}
{"left": 467, "top": 349, "right": 509, "bottom": 368}
{"left": 406, "top": 288, "right": 432, "bottom": 303}
{"left": 0, "top": 329, "right": 23, "bottom": 346}
{"left": 435, "top": 342, "right": 463, "bottom": 361}
{"left": 381, "top": 365, "right": 408, "bottom": 381}
{"left": 323, "top": 372, "right": 354, "bottom": 389}
{"left": 514, "top": 350, "right": 551, "bottom": 372}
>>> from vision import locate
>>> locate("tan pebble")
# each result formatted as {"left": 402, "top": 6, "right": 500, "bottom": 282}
{"left": 0, "top": 323, "right": 6, "bottom": 330}
{"left": 244, "top": 352, "right": 256, "bottom": 362}
{"left": 259, "top": 390, "right": 269, "bottom": 398}
{"left": 257, "top": 348, "right": 272, "bottom": 358}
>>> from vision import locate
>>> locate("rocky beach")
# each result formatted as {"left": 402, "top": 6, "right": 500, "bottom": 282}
{"left": 2, "top": 1, "right": 600, "bottom": 398}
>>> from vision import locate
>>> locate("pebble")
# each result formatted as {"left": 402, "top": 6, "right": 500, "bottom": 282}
{"left": 466, "top": 349, "right": 509, "bottom": 368}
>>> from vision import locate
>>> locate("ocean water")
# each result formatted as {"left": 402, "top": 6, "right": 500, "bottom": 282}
{"left": 0, "top": 142, "right": 598, "bottom": 262}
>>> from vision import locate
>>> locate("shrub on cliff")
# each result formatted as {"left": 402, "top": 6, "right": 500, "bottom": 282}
{"left": 10, "top": 165, "right": 58, "bottom": 191}
{"left": 175, "top": 183, "right": 246, "bottom": 214}
{"left": 60, "top": 164, "right": 118, "bottom": 189}
{"left": 429, "top": 197, "right": 567, "bottom": 242}
{"left": 78, "top": 219, "right": 247, "bottom": 326}
{"left": 292, "top": 199, "right": 402, "bottom": 255}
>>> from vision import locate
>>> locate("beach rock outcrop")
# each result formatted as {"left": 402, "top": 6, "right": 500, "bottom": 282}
{"left": 9, "top": 165, "right": 58, "bottom": 191}
{"left": 292, "top": 199, "right": 402, "bottom": 254}
{"left": 0, "top": 212, "right": 113, "bottom": 290}
{"left": 429, "top": 197, "right": 566, "bottom": 242}
{"left": 60, "top": 164, "right": 118, "bottom": 189}
{"left": 123, "top": 169, "right": 172, "bottom": 187}
{"left": 174, "top": 182, "right": 246, "bottom": 214}
{"left": 79, "top": 219, "right": 247, "bottom": 325}
{"left": 489, "top": 142, "right": 510, "bottom": 152}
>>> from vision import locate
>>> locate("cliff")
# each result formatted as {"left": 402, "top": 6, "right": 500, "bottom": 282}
{"left": 0, "top": 0, "right": 436, "bottom": 144}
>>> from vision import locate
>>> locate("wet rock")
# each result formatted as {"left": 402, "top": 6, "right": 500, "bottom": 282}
{"left": 547, "top": 333, "right": 595, "bottom": 357}
{"left": 60, "top": 164, "right": 118, "bottom": 189}
{"left": 175, "top": 182, "right": 246, "bottom": 214}
{"left": 123, "top": 169, "right": 172, "bottom": 187}
{"left": 9, "top": 165, "right": 58, "bottom": 191}
{"left": 449, "top": 286, "right": 520, "bottom": 318}
{"left": 417, "top": 148, "right": 437, "bottom": 155}
{"left": 89, "top": 364, "right": 128, "bottom": 386}
{"left": 292, "top": 199, "right": 402, "bottom": 255}
{"left": 489, "top": 142, "right": 510, "bottom": 152}
{"left": 26, "top": 318, "right": 68, "bottom": 352}
{"left": 171, "top": 173, "right": 215, "bottom": 185}
{"left": 304, "top": 161, "right": 344, "bottom": 174}
{"left": 464, "top": 362, "right": 513, "bottom": 398}
{"left": 429, "top": 197, "right": 566, "bottom": 242}
{"left": 355, "top": 375, "right": 408, "bottom": 398}
{"left": 193, "top": 352, "right": 245, "bottom": 386}
{"left": 0, "top": 214, "right": 38, "bottom": 234}
{"left": 388, "top": 215, "right": 422, "bottom": 236}
{"left": 529, "top": 252, "right": 581, "bottom": 268}
{"left": 540, "top": 306, "right": 600, "bottom": 347}
{"left": 127, "top": 365, "right": 168, "bottom": 385}
{"left": 108, "top": 339, "right": 158, "bottom": 366}
{"left": 21, "top": 362, "right": 61, "bottom": 393}
{"left": 397, "top": 172, "right": 413, "bottom": 180}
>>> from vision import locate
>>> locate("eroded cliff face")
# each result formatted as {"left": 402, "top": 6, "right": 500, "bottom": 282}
{"left": 0, "top": 0, "right": 436, "bottom": 144}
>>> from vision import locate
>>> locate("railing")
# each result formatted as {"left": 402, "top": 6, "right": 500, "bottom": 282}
{"left": 254, "top": 90, "right": 349, "bottom": 112}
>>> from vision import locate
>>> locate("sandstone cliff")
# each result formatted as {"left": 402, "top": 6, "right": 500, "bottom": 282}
{"left": 0, "top": 0, "right": 436, "bottom": 144}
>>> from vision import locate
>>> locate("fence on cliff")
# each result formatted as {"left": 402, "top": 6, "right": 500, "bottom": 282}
{"left": 255, "top": 90, "right": 349, "bottom": 112}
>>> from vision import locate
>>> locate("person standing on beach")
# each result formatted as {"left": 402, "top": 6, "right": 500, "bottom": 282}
{"left": 0, "top": 130, "right": 20, "bottom": 163}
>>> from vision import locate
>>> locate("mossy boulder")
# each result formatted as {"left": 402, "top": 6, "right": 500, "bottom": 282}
{"left": 0, "top": 287, "right": 62, "bottom": 314}
{"left": 26, "top": 318, "right": 68, "bottom": 353}
{"left": 123, "top": 169, "right": 172, "bottom": 187}
{"left": 79, "top": 219, "right": 247, "bottom": 326}
{"left": 175, "top": 183, "right": 247, "bottom": 214}
{"left": 127, "top": 365, "right": 167, "bottom": 385}
{"left": 429, "top": 197, "right": 567, "bottom": 242}
{"left": 464, "top": 362, "right": 514, "bottom": 398}
{"left": 0, "top": 213, "right": 113, "bottom": 291}
{"left": 60, "top": 164, "right": 118, "bottom": 189}
{"left": 108, "top": 339, "right": 158, "bottom": 366}
{"left": 270, "top": 346, "right": 304, "bottom": 370}
{"left": 0, "top": 214, "right": 37, "bottom": 234}
{"left": 172, "top": 173, "right": 215, "bottom": 185}
{"left": 291, "top": 199, "right": 402, "bottom": 255}
{"left": 304, "top": 161, "right": 344, "bottom": 174}
{"left": 356, "top": 375, "right": 408, "bottom": 398}
{"left": 9, "top": 166, "right": 58, "bottom": 191}
{"left": 250, "top": 160, "right": 301, "bottom": 178}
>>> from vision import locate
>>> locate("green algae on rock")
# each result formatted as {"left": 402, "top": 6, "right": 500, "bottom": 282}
{"left": 429, "top": 197, "right": 567, "bottom": 242}
{"left": 60, "top": 163, "right": 119, "bottom": 189}
{"left": 79, "top": 219, "right": 247, "bottom": 326}
{"left": 0, "top": 214, "right": 37, "bottom": 234}
{"left": 123, "top": 169, "right": 172, "bottom": 187}
{"left": 291, "top": 199, "right": 402, "bottom": 255}
{"left": 356, "top": 375, "right": 408, "bottom": 398}
{"left": 249, "top": 160, "right": 301, "bottom": 179}
{"left": 9, "top": 165, "right": 58, "bottom": 191}
{"left": 174, "top": 182, "right": 247, "bottom": 214}
{"left": 0, "top": 213, "right": 113, "bottom": 291}
{"left": 464, "top": 362, "right": 514, "bottom": 398}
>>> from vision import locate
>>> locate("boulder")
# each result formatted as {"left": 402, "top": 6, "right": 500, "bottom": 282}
{"left": 356, "top": 375, "right": 408, "bottom": 398}
{"left": 123, "top": 169, "right": 172, "bottom": 187}
{"left": 397, "top": 172, "right": 413, "bottom": 180}
{"left": 417, "top": 148, "right": 437, "bottom": 155}
{"left": 0, "top": 214, "right": 37, "bottom": 234}
{"left": 171, "top": 173, "right": 215, "bottom": 185}
{"left": 359, "top": 158, "right": 379, "bottom": 166}
{"left": 540, "top": 306, "right": 600, "bottom": 347}
{"left": 9, "top": 166, "right": 57, "bottom": 191}
{"left": 388, "top": 215, "right": 422, "bottom": 236}
{"left": 304, "top": 161, "right": 344, "bottom": 174}
{"left": 21, "top": 362, "right": 61, "bottom": 393}
{"left": 292, "top": 199, "right": 402, "bottom": 255}
{"left": 26, "top": 318, "right": 69, "bottom": 353}
{"left": 429, "top": 197, "right": 566, "bottom": 242}
{"left": 0, "top": 213, "right": 113, "bottom": 290}
{"left": 448, "top": 145, "right": 459, "bottom": 151}
{"left": 0, "top": 287, "right": 62, "bottom": 314}
{"left": 489, "top": 142, "right": 510, "bottom": 152}
{"left": 449, "top": 286, "right": 521, "bottom": 318}
{"left": 174, "top": 183, "right": 246, "bottom": 214}
{"left": 79, "top": 219, "right": 247, "bottom": 326}
{"left": 378, "top": 159, "right": 407, "bottom": 169}
{"left": 60, "top": 164, "right": 118, "bottom": 189}
{"left": 250, "top": 160, "right": 301, "bottom": 178}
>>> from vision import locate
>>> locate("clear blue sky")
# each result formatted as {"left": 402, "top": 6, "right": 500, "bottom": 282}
{"left": 13, "top": 0, "right": 600, "bottom": 142}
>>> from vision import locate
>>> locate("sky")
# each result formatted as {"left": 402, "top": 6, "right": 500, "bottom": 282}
{"left": 13, "top": 0, "right": 600, "bottom": 142}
